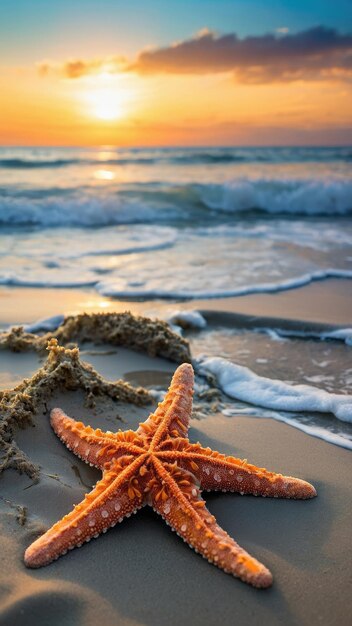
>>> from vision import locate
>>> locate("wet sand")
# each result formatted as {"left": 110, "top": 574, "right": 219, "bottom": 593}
{"left": 1, "top": 277, "right": 351, "bottom": 328}
{"left": 0, "top": 284, "right": 351, "bottom": 625}
{"left": 0, "top": 345, "right": 350, "bottom": 626}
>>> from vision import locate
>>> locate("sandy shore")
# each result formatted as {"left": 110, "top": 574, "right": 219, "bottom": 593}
{"left": 0, "top": 342, "right": 351, "bottom": 626}
{"left": 1, "top": 277, "right": 352, "bottom": 328}
{"left": 0, "top": 282, "right": 351, "bottom": 625}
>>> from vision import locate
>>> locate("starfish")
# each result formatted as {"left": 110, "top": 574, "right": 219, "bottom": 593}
{"left": 24, "top": 363, "right": 316, "bottom": 587}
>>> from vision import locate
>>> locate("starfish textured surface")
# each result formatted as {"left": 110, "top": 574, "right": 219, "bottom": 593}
{"left": 24, "top": 364, "right": 316, "bottom": 588}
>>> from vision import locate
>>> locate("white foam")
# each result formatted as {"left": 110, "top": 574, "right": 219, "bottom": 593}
{"left": 0, "top": 195, "right": 181, "bottom": 227}
{"left": 0, "top": 178, "right": 351, "bottom": 229}
{"left": 168, "top": 310, "right": 207, "bottom": 329}
{"left": 168, "top": 323, "right": 183, "bottom": 336}
{"left": 260, "top": 329, "right": 287, "bottom": 342}
{"left": 0, "top": 274, "right": 97, "bottom": 288}
{"left": 24, "top": 314, "right": 65, "bottom": 333}
{"left": 196, "top": 221, "right": 352, "bottom": 252}
{"left": 259, "top": 326, "right": 352, "bottom": 346}
{"left": 321, "top": 329, "right": 352, "bottom": 346}
{"left": 0, "top": 225, "right": 177, "bottom": 260}
{"left": 199, "top": 178, "right": 352, "bottom": 216}
{"left": 97, "top": 268, "right": 352, "bottom": 300}
{"left": 1, "top": 264, "right": 351, "bottom": 303}
{"left": 196, "top": 356, "right": 352, "bottom": 423}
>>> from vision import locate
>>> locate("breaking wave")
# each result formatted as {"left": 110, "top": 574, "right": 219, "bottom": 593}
{"left": 197, "top": 178, "right": 352, "bottom": 216}
{"left": 0, "top": 178, "right": 351, "bottom": 227}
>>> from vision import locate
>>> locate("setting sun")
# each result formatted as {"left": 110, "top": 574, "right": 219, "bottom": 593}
{"left": 81, "top": 73, "right": 134, "bottom": 121}
{"left": 87, "top": 86, "right": 126, "bottom": 120}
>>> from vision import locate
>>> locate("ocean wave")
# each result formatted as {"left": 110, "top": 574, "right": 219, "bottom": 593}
{"left": 0, "top": 274, "right": 97, "bottom": 288}
{"left": 166, "top": 308, "right": 352, "bottom": 345}
{"left": 0, "top": 178, "right": 351, "bottom": 227}
{"left": 0, "top": 266, "right": 352, "bottom": 300}
{"left": 0, "top": 154, "right": 239, "bottom": 168}
{"left": 167, "top": 310, "right": 207, "bottom": 333}
{"left": 0, "top": 195, "right": 182, "bottom": 227}
{"left": 24, "top": 315, "right": 65, "bottom": 333}
{"left": 198, "top": 179, "right": 352, "bottom": 216}
{"left": 195, "top": 355, "right": 352, "bottom": 424}
{"left": 1, "top": 146, "right": 351, "bottom": 169}
{"left": 0, "top": 158, "right": 80, "bottom": 169}
{"left": 97, "top": 269, "right": 352, "bottom": 300}
{"left": 258, "top": 326, "right": 352, "bottom": 346}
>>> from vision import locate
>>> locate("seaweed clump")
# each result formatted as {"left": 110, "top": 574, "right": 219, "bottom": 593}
{"left": 0, "top": 325, "right": 39, "bottom": 353}
{"left": 0, "top": 338, "right": 152, "bottom": 481}
{"left": 0, "top": 312, "right": 191, "bottom": 363}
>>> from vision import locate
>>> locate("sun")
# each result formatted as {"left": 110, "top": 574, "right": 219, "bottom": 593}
{"left": 92, "top": 87, "right": 127, "bottom": 120}
{"left": 88, "top": 87, "right": 125, "bottom": 120}
{"left": 81, "top": 73, "right": 135, "bottom": 121}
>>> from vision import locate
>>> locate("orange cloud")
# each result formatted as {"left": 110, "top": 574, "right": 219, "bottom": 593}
{"left": 36, "top": 27, "right": 352, "bottom": 85}
{"left": 37, "top": 56, "right": 126, "bottom": 79}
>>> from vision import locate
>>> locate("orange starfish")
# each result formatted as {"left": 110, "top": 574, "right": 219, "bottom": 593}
{"left": 24, "top": 363, "right": 316, "bottom": 587}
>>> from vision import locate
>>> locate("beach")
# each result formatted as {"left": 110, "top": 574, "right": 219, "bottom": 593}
{"left": 1, "top": 277, "right": 352, "bottom": 327}
{"left": 0, "top": 281, "right": 351, "bottom": 625}
{"left": 2, "top": 0, "right": 352, "bottom": 617}
{"left": 0, "top": 303, "right": 350, "bottom": 624}
{"left": 0, "top": 145, "right": 351, "bottom": 625}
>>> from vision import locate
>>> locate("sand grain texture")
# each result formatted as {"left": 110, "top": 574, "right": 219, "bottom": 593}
{"left": 1, "top": 376, "right": 351, "bottom": 625}
{"left": 0, "top": 296, "right": 351, "bottom": 625}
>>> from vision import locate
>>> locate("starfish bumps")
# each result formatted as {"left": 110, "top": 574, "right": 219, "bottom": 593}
{"left": 24, "top": 364, "right": 316, "bottom": 587}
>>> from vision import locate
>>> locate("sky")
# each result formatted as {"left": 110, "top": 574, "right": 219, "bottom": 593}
{"left": 0, "top": 0, "right": 351, "bottom": 146}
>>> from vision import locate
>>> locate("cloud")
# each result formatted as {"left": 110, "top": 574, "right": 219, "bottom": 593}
{"left": 37, "top": 56, "right": 126, "bottom": 79}
{"left": 37, "top": 27, "right": 352, "bottom": 84}
{"left": 129, "top": 26, "right": 352, "bottom": 83}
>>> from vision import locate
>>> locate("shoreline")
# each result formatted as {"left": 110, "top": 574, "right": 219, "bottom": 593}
{"left": 0, "top": 277, "right": 351, "bottom": 624}
{"left": 1, "top": 277, "right": 351, "bottom": 328}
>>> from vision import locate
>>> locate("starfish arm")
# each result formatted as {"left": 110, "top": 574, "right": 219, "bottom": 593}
{"left": 50, "top": 408, "right": 144, "bottom": 469}
{"left": 158, "top": 442, "right": 316, "bottom": 500}
{"left": 137, "top": 363, "right": 194, "bottom": 446}
{"left": 24, "top": 456, "right": 147, "bottom": 568}
{"left": 150, "top": 459, "right": 272, "bottom": 588}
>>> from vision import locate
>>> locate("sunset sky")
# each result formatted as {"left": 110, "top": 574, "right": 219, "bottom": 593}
{"left": 1, "top": 0, "right": 351, "bottom": 146}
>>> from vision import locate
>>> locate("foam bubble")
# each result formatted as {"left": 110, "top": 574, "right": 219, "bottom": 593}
{"left": 168, "top": 310, "right": 207, "bottom": 329}
{"left": 196, "top": 355, "right": 352, "bottom": 423}
{"left": 24, "top": 315, "right": 65, "bottom": 333}
{"left": 97, "top": 268, "right": 352, "bottom": 300}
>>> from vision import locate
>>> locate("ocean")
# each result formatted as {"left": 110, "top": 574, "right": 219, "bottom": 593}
{"left": 0, "top": 145, "right": 351, "bottom": 448}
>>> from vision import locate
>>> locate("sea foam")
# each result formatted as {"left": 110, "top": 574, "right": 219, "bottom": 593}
{"left": 258, "top": 326, "right": 352, "bottom": 346}
{"left": 97, "top": 268, "right": 352, "bottom": 300}
{"left": 0, "top": 178, "right": 351, "bottom": 228}
{"left": 168, "top": 310, "right": 207, "bottom": 329}
{"left": 199, "top": 179, "right": 352, "bottom": 216}
{"left": 196, "top": 356, "right": 352, "bottom": 423}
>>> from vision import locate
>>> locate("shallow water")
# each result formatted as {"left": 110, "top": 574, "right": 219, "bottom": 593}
{"left": 187, "top": 324, "right": 352, "bottom": 449}
{"left": 0, "top": 146, "right": 351, "bottom": 449}
{"left": 0, "top": 146, "right": 351, "bottom": 298}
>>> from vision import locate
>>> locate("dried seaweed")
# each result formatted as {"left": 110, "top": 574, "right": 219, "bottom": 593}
{"left": 0, "top": 312, "right": 191, "bottom": 363}
{"left": 0, "top": 496, "right": 27, "bottom": 525}
{"left": 0, "top": 339, "right": 153, "bottom": 480}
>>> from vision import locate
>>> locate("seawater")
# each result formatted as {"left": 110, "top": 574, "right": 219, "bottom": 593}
{"left": 0, "top": 146, "right": 351, "bottom": 448}
{"left": 0, "top": 146, "right": 351, "bottom": 296}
